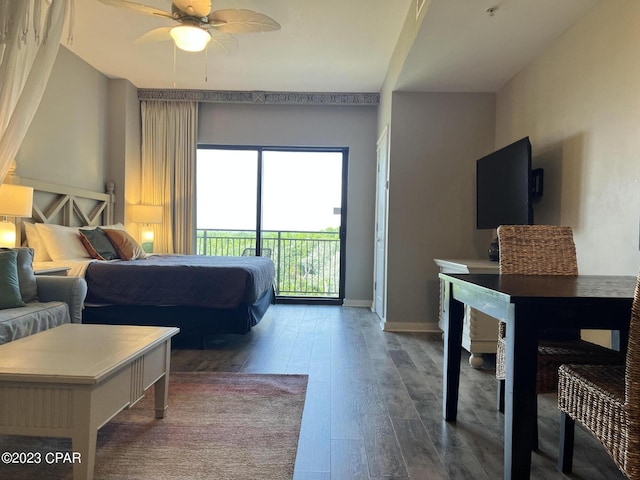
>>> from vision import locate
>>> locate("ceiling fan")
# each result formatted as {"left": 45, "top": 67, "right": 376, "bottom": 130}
{"left": 98, "top": 0, "right": 281, "bottom": 52}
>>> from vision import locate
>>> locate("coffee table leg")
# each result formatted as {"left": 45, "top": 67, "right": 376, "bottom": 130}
{"left": 72, "top": 392, "right": 98, "bottom": 480}
{"left": 154, "top": 373, "right": 169, "bottom": 419}
{"left": 155, "top": 341, "right": 171, "bottom": 419}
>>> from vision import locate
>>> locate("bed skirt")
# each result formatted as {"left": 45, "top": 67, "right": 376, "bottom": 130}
{"left": 82, "top": 287, "right": 275, "bottom": 347}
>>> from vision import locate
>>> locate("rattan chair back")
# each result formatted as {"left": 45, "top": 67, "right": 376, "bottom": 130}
{"left": 497, "top": 225, "right": 579, "bottom": 347}
{"left": 497, "top": 225, "right": 578, "bottom": 276}
{"left": 625, "top": 275, "right": 640, "bottom": 475}
{"left": 557, "top": 272, "right": 640, "bottom": 478}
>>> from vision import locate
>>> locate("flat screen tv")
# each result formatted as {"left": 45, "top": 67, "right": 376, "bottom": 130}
{"left": 476, "top": 136, "right": 542, "bottom": 230}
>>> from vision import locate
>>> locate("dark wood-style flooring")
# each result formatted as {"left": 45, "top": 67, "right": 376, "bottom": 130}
{"left": 170, "top": 305, "right": 625, "bottom": 480}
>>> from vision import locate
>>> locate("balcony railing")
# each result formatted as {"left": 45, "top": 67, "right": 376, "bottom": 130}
{"left": 196, "top": 229, "right": 341, "bottom": 298}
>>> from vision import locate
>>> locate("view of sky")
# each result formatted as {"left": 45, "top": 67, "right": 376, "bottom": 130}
{"left": 196, "top": 149, "right": 343, "bottom": 232}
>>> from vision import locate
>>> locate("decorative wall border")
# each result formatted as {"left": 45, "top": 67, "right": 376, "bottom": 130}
{"left": 137, "top": 89, "right": 379, "bottom": 106}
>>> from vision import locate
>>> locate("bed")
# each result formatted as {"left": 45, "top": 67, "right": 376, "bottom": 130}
{"left": 16, "top": 178, "right": 275, "bottom": 345}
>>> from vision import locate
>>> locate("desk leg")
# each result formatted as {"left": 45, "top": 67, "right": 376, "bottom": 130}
{"left": 504, "top": 305, "right": 537, "bottom": 480}
{"left": 443, "top": 281, "right": 464, "bottom": 421}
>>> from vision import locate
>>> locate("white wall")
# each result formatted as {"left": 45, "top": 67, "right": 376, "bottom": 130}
{"left": 496, "top": 0, "right": 640, "bottom": 277}
{"left": 496, "top": 1, "right": 640, "bottom": 345}
{"left": 198, "top": 102, "right": 378, "bottom": 304}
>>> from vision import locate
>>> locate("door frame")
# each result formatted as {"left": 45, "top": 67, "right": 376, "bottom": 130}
{"left": 196, "top": 144, "right": 349, "bottom": 304}
{"left": 373, "top": 126, "right": 390, "bottom": 322}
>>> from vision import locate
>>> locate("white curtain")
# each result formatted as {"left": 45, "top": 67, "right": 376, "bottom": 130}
{"left": 140, "top": 100, "right": 197, "bottom": 254}
{"left": 0, "top": 0, "right": 71, "bottom": 182}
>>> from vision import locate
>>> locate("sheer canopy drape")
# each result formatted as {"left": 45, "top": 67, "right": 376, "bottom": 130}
{"left": 0, "top": 0, "right": 71, "bottom": 182}
{"left": 140, "top": 100, "right": 197, "bottom": 254}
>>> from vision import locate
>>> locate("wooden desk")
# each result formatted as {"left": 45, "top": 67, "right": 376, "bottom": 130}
{"left": 439, "top": 273, "right": 635, "bottom": 480}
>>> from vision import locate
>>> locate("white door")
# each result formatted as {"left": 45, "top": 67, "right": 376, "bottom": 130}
{"left": 373, "top": 127, "right": 389, "bottom": 321}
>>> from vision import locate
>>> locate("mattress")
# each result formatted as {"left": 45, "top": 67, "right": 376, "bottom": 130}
{"left": 82, "top": 254, "right": 276, "bottom": 309}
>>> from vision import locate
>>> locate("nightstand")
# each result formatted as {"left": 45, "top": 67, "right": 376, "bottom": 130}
{"left": 434, "top": 258, "right": 499, "bottom": 368}
{"left": 33, "top": 267, "right": 71, "bottom": 276}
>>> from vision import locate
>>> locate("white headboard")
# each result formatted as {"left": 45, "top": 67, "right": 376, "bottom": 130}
{"left": 15, "top": 178, "right": 115, "bottom": 243}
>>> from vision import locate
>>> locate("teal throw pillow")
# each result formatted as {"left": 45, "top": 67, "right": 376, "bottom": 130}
{"left": 14, "top": 247, "right": 38, "bottom": 303}
{"left": 0, "top": 249, "right": 26, "bottom": 309}
{"left": 79, "top": 228, "right": 120, "bottom": 261}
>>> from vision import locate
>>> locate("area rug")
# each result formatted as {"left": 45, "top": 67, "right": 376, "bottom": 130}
{"left": 0, "top": 372, "right": 308, "bottom": 480}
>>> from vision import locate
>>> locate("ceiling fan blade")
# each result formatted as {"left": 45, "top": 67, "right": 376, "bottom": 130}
{"left": 208, "top": 31, "right": 239, "bottom": 54}
{"left": 208, "top": 9, "right": 281, "bottom": 34}
{"left": 135, "top": 26, "right": 173, "bottom": 44}
{"left": 98, "top": 0, "right": 173, "bottom": 19}
{"left": 172, "top": 0, "right": 211, "bottom": 18}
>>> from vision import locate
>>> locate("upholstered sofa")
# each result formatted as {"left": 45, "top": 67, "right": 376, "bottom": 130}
{"left": 0, "top": 248, "right": 87, "bottom": 345}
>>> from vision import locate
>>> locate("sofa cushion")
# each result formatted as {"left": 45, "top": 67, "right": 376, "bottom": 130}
{"left": 0, "top": 249, "right": 25, "bottom": 309}
{"left": 14, "top": 247, "right": 38, "bottom": 303}
{"left": 0, "top": 301, "right": 70, "bottom": 344}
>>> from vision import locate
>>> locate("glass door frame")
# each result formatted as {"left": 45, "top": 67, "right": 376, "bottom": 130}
{"left": 196, "top": 144, "right": 349, "bottom": 304}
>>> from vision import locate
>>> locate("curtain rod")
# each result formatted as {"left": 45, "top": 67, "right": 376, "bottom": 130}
{"left": 137, "top": 89, "right": 379, "bottom": 106}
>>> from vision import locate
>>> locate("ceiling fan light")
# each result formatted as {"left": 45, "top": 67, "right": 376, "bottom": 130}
{"left": 170, "top": 25, "right": 211, "bottom": 52}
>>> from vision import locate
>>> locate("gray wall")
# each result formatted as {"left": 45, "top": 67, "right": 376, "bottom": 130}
{"left": 16, "top": 47, "right": 140, "bottom": 225}
{"left": 198, "top": 103, "right": 378, "bottom": 304}
{"left": 16, "top": 47, "right": 110, "bottom": 192}
{"left": 384, "top": 92, "right": 495, "bottom": 329}
{"left": 108, "top": 79, "right": 142, "bottom": 224}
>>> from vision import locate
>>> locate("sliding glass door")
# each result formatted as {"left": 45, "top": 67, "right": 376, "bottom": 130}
{"left": 196, "top": 146, "right": 348, "bottom": 302}
{"left": 195, "top": 149, "right": 258, "bottom": 256}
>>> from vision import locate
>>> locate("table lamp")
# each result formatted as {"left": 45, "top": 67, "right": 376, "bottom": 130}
{"left": 130, "top": 204, "right": 163, "bottom": 253}
{"left": 0, "top": 184, "right": 34, "bottom": 248}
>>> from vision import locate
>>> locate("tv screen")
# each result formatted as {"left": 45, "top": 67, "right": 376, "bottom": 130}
{"left": 476, "top": 137, "right": 533, "bottom": 229}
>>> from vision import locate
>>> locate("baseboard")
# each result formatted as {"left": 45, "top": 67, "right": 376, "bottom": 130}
{"left": 342, "top": 299, "right": 373, "bottom": 308}
{"left": 382, "top": 321, "right": 441, "bottom": 333}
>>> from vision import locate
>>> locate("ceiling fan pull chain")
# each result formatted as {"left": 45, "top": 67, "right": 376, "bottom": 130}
{"left": 21, "top": 0, "right": 30, "bottom": 43}
{"left": 172, "top": 42, "right": 176, "bottom": 88}
{"left": 66, "top": 0, "right": 75, "bottom": 46}
{"left": 205, "top": 46, "right": 208, "bottom": 83}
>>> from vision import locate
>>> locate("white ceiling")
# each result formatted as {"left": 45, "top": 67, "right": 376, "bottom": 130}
{"left": 66, "top": 0, "right": 600, "bottom": 94}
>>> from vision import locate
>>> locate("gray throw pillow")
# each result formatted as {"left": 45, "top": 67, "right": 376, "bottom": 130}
{"left": 0, "top": 249, "right": 26, "bottom": 309}
{"left": 14, "top": 247, "right": 38, "bottom": 303}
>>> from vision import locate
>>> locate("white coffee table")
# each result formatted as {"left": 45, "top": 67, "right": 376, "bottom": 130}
{"left": 0, "top": 324, "right": 179, "bottom": 480}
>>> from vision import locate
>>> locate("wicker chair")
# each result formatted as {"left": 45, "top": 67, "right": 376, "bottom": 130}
{"left": 557, "top": 272, "right": 640, "bottom": 478}
{"left": 495, "top": 225, "right": 624, "bottom": 415}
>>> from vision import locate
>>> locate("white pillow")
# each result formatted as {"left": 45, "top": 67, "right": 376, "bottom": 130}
{"left": 24, "top": 223, "right": 52, "bottom": 262}
{"left": 34, "top": 223, "right": 92, "bottom": 261}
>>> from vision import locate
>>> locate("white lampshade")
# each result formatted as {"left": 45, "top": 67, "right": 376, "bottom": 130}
{"left": 130, "top": 205, "right": 163, "bottom": 224}
{"left": 170, "top": 25, "right": 211, "bottom": 52}
{"left": 0, "top": 184, "right": 34, "bottom": 217}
